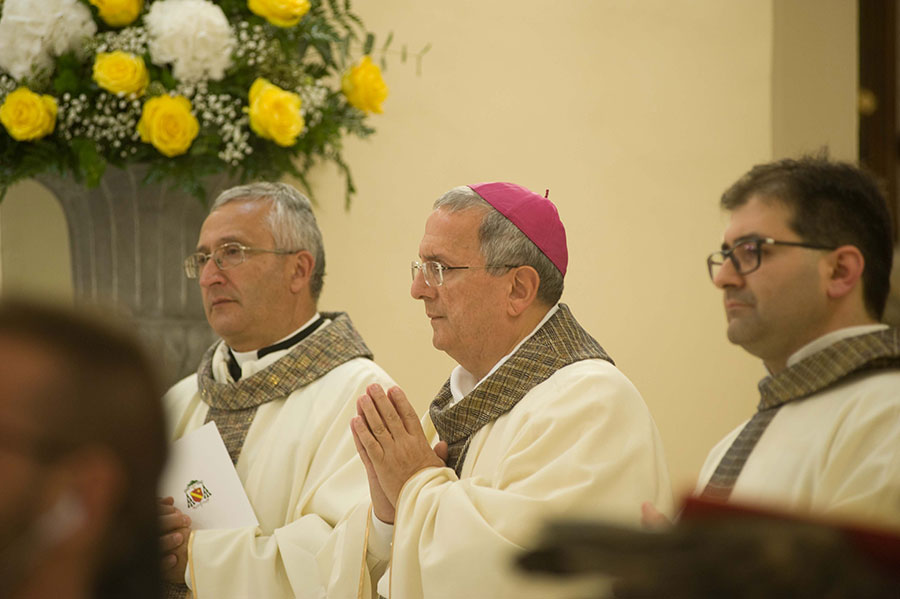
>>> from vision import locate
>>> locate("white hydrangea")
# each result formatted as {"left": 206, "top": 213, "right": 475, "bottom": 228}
{"left": 145, "top": 0, "right": 235, "bottom": 83}
{"left": 0, "top": 0, "right": 96, "bottom": 80}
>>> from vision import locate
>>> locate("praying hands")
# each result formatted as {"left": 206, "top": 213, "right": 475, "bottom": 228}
{"left": 351, "top": 384, "right": 448, "bottom": 523}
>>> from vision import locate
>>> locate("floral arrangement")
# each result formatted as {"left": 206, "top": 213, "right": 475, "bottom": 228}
{"left": 0, "top": 0, "right": 400, "bottom": 204}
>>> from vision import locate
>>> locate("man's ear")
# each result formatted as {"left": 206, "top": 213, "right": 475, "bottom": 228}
{"left": 824, "top": 245, "right": 865, "bottom": 301}
{"left": 289, "top": 251, "right": 316, "bottom": 294}
{"left": 507, "top": 266, "right": 540, "bottom": 316}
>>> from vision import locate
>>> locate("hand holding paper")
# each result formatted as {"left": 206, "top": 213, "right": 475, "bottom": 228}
{"left": 159, "top": 422, "right": 258, "bottom": 530}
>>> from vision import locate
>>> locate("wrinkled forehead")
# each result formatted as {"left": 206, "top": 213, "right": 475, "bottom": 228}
{"left": 198, "top": 199, "right": 275, "bottom": 249}
{"left": 418, "top": 207, "right": 485, "bottom": 261}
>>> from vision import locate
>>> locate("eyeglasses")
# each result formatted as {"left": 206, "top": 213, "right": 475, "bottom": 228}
{"left": 184, "top": 242, "right": 298, "bottom": 279}
{"left": 706, "top": 236, "right": 837, "bottom": 280}
{"left": 410, "top": 260, "right": 518, "bottom": 287}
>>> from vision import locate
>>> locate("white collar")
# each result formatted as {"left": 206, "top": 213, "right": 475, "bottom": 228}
{"left": 449, "top": 304, "right": 560, "bottom": 403}
{"left": 229, "top": 312, "right": 323, "bottom": 375}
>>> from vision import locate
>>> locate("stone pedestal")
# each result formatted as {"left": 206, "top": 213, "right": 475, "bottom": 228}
{"left": 38, "top": 165, "right": 229, "bottom": 386}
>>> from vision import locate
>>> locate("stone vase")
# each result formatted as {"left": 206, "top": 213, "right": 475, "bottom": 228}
{"left": 37, "top": 165, "right": 230, "bottom": 387}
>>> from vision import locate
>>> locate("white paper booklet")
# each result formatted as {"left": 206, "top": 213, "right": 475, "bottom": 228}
{"left": 159, "top": 421, "right": 259, "bottom": 530}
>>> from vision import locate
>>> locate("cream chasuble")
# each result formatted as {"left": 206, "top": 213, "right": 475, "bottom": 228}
{"left": 697, "top": 327, "right": 900, "bottom": 531}
{"left": 165, "top": 313, "right": 395, "bottom": 598}
{"left": 336, "top": 304, "right": 673, "bottom": 599}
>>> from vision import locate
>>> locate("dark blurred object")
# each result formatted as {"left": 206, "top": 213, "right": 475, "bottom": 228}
{"left": 0, "top": 299, "right": 167, "bottom": 599}
{"left": 519, "top": 497, "right": 900, "bottom": 599}
{"left": 858, "top": 0, "right": 898, "bottom": 237}
{"left": 883, "top": 245, "right": 900, "bottom": 326}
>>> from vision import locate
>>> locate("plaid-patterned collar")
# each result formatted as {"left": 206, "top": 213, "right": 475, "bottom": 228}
{"left": 758, "top": 327, "right": 900, "bottom": 411}
{"left": 700, "top": 327, "right": 900, "bottom": 503}
{"left": 429, "top": 303, "right": 613, "bottom": 475}
{"left": 198, "top": 311, "right": 373, "bottom": 411}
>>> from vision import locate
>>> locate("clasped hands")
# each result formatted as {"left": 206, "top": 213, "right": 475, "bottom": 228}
{"left": 157, "top": 496, "right": 192, "bottom": 584}
{"left": 351, "top": 384, "right": 448, "bottom": 523}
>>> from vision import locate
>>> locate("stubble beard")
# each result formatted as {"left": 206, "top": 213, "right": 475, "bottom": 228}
{"left": 725, "top": 311, "right": 768, "bottom": 360}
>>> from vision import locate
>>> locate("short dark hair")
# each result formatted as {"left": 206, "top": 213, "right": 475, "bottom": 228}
{"left": 721, "top": 156, "right": 894, "bottom": 319}
{"left": 0, "top": 300, "right": 167, "bottom": 599}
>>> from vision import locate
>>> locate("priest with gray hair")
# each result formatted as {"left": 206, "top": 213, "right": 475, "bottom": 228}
{"left": 159, "top": 182, "right": 395, "bottom": 598}
{"left": 348, "top": 182, "right": 673, "bottom": 598}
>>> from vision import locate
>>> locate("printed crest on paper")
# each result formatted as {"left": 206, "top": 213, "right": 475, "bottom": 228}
{"left": 184, "top": 479, "right": 212, "bottom": 508}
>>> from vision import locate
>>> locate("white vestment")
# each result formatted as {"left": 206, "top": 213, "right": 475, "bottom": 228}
{"left": 165, "top": 338, "right": 395, "bottom": 598}
{"left": 697, "top": 328, "right": 900, "bottom": 531}
{"left": 341, "top": 357, "right": 673, "bottom": 599}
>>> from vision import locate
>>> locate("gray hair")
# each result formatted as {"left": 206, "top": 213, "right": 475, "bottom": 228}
{"left": 433, "top": 186, "right": 564, "bottom": 305}
{"left": 212, "top": 182, "right": 325, "bottom": 300}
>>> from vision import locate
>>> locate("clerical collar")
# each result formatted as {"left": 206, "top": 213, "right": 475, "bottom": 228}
{"left": 229, "top": 313, "right": 324, "bottom": 368}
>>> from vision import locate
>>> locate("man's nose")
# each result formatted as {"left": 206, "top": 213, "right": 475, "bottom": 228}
{"left": 410, "top": 267, "right": 434, "bottom": 299}
{"left": 198, "top": 258, "right": 224, "bottom": 287}
{"left": 712, "top": 256, "right": 743, "bottom": 289}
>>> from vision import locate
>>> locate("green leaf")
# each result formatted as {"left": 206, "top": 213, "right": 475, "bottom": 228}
{"left": 159, "top": 68, "right": 177, "bottom": 90}
{"left": 70, "top": 138, "right": 106, "bottom": 187}
{"left": 416, "top": 43, "right": 432, "bottom": 76}
{"left": 53, "top": 52, "right": 87, "bottom": 95}
{"left": 363, "top": 32, "right": 374, "bottom": 55}
{"left": 53, "top": 70, "right": 81, "bottom": 95}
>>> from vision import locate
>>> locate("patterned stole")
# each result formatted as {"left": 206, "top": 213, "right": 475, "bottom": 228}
{"left": 701, "top": 327, "right": 900, "bottom": 502}
{"left": 200, "top": 312, "right": 373, "bottom": 464}
{"left": 164, "top": 313, "right": 373, "bottom": 598}
{"left": 429, "top": 304, "right": 613, "bottom": 475}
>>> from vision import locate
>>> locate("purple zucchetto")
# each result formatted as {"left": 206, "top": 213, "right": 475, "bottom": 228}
{"left": 468, "top": 182, "right": 568, "bottom": 277}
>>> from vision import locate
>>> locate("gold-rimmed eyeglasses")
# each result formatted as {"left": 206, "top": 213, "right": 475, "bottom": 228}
{"left": 184, "top": 242, "right": 298, "bottom": 279}
{"left": 411, "top": 260, "right": 518, "bottom": 287}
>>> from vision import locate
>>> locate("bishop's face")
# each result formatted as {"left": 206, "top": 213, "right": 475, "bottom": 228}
{"left": 410, "top": 207, "right": 512, "bottom": 376}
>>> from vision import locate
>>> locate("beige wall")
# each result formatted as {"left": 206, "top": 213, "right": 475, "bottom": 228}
{"left": 0, "top": 1, "right": 857, "bottom": 496}
{"left": 772, "top": 0, "right": 858, "bottom": 158}
{"left": 0, "top": 179, "right": 72, "bottom": 302}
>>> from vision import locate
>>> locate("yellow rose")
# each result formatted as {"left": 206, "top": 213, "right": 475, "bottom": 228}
{"left": 89, "top": 0, "right": 143, "bottom": 27}
{"left": 137, "top": 95, "right": 199, "bottom": 157}
{"left": 341, "top": 55, "right": 388, "bottom": 114}
{"left": 93, "top": 52, "right": 149, "bottom": 97}
{"left": 247, "top": 0, "right": 310, "bottom": 27}
{"left": 0, "top": 87, "right": 58, "bottom": 141}
{"left": 248, "top": 78, "right": 304, "bottom": 147}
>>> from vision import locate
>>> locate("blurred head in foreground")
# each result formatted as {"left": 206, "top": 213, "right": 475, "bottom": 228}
{"left": 0, "top": 299, "right": 167, "bottom": 599}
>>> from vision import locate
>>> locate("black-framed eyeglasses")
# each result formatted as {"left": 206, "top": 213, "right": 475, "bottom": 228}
{"left": 411, "top": 260, "right": 519, "bottom": 287}
{"left": 184, "top": 242, "right": 299, "bottom": 279}
{"left": 706, "top": 236, "right": 837, "bottom": 280}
